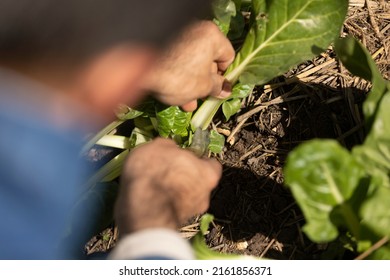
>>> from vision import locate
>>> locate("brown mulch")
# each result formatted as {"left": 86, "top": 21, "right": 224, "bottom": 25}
{"left": 85, "top": 0, "right": 390, "bottom": 259}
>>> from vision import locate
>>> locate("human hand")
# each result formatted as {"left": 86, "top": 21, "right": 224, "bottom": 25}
{"left": 142, "top": 20, "right": 235, "bottom": 112}
{"left": 114, "top": 138, "right": 222, "bottom": 234}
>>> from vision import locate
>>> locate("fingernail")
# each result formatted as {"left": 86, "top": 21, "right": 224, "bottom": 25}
{"left": 218, "top": 82, "right": 232, "bottom": 98}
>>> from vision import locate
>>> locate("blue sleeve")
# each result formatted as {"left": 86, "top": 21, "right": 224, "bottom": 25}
{"left": 0, "top": 109, "right": 92, "bottom": 259}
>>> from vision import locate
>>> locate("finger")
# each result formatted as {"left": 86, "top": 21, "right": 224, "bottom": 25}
{"left": 214, "top": 35, "right": 235, "bottom": 71}
{"left": 181, "top": 100, "right": 198, "bottom": 112}
{"left": 211, "top": 62, "right": 218, "bottom": 74}
{"left": 209, "top": 74, "right": 232, "bottom": 99}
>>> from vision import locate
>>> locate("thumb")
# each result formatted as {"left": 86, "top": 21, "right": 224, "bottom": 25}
{"left": 210, "top": 74, "right": 232, "bottom": 99}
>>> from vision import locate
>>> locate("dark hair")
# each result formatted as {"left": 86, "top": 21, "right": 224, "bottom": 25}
{"left": 0, "top": 0, "right": 211, "bottom": 61}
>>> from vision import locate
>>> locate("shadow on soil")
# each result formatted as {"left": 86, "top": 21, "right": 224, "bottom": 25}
{"left": 206, "top": 83, "right": 368, "bottom": 259}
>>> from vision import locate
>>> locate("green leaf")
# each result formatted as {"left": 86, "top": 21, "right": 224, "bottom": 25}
{"left": 222, "top": 83, "right": 254, "bottom": 120}
{"left": 200, "top": 213, "right": 215, "bottom": 234}
{"left": 222, "top": 98, "right": 242, "bottom": 121}
{"left": 335, "top": 36, "right": 389, "bottom": 129}
{"left": 155, "top": 105, "right": 192, "bottom": 138}
{"left": 353, "top": 93, "right": 390, "bottom": 188}
{"left": 230, "top": 83, "right": 255, "bottom": 99}
{"left": 284, "top": 139, "right": 364, "bottom": 242}
{"left": 208, "top": 130, "right": 225, "bottom": 154}
{"left": 225, "top": 0, "right": 348, "bottom": 84}
{"left": 361, "top": 186, "right": 390, "bottom": 237}
{"left": 212, "top": 0, "right": 236, "bottom": 35}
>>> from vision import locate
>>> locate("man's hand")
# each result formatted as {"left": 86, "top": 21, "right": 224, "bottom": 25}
{"left": 142, "top": 21, "right": 235, "bottom": 112}
{"left": 114, "top": 138, "right": 222, "bottom": 234}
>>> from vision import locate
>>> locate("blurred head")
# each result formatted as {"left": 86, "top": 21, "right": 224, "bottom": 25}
{"left": 0, "top": 0, "right": 211, "bottom": 119}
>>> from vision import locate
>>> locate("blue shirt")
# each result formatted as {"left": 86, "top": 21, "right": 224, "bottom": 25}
{"left": 0, "top": 69, "right": 92, "bottom": 259}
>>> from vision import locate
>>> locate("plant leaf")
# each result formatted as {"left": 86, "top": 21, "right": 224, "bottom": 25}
{"left": 230, "top": 83, "right": 255, "bottom": 99}
{"left": 361, "top": 186, "right": 390, "bottom": 238}
{"left": 222, "top": 98, "right": 242, "bottom": 121}
{"left": 155, "top": 105, "right": 192, "bottom": 138}
{"left": 225, "top": 0, "right": 348, "bottom": 84}
{"left": 284, "top": 139, "right": 364, "bottom": 242}
{"left": 335, "top": 36, "right": 389, "bottom": 129}
{"left": 353, "top": 93, "right": 390, "bottom": 188}
{"left": 212, "top": 0, "right": 237, "bottom": 35}
{"left": 208, "top": 130, "right": 225, "bottom": 153}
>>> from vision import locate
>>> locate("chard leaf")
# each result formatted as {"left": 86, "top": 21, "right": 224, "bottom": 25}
{"left": 222, "top": 98, "right": 242, "bottom": 121}
{"left": 353, "top": 93, "right": 390, "bottom": 188}
{"left": 335, "top": 36, "right": 389, "bottom": 129}
{"left": 284, "top": 139, "right": 364, "bottom": 242}
{"left": 230, "top": 83, "right": 255, "bottom": 99}
{"left": 212, "top": 0, "right": 237, "bottom": 35}
{"left": 208, "top": 130, "right": 225, "bottom": 154}
{"left": 361, "top": 186, "right": 390, "bottom": 238}
{"left": 223, "top": 83, "right": 254, "bottom": 120}
{"left": 225, "top": 0, "right": 348, "bottom": 84}
{"left": 156, "top": 105, "right": 192, "bottom": 138}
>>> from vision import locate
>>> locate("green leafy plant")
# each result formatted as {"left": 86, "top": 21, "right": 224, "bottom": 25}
{"left": 284, "top": 36, "right": 390, "bottom": 259}
{"left": 80, "top": 0, "right": 349, "bottom": 256}
{"left": 84, "top": 0, "right": 348, "bottom": 179}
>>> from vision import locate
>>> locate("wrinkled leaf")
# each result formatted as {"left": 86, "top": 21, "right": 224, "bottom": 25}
{"left": 156, "top": 105, "right": 192, "bottom": 138}
{"left": 335, "top": 36, "right": 389, "bottom": 129}
{"left": 284, "top": 139, "right": 364, "bottom": 242}
{"left": 208, "top": 130, "right": 225, "bottom": 153}
{"left": 225, "top": 0, "right": 348, "bottom": 84}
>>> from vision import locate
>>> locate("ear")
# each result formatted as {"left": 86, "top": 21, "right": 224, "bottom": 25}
{"left": 79, "top": 44, "right": 157, "bottom": 118}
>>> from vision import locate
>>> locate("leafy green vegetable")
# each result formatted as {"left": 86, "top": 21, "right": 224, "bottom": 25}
{"left": 213, "top": 0, "right": 237, "bottom": 35}
{"left": 191, "top": 0, "right": 348, "bottom": 130}
{"left": 208, "top": 130, "right": 225, "bottom": 154}
{"left": 225, "top": 0, "right": 348, "bottom": 85}
{"left": 285, "top": 36, "right": 390, "bottom": 258}
{"left": 155, "top": 104, "right": 192, "bottom": 138}
{"left": 335, "top": 36, "right": 389, "bottom": 130}
{"left": 284, "top": 140, "right": 364, "bottom": 242}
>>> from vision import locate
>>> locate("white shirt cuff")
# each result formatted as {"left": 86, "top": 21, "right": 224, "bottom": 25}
{"left": 108, "top": 228, "right": 195, "bottom": 260}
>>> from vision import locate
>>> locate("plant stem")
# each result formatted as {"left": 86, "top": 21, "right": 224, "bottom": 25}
{"left": 96, "top": 135, "right": 130, "bottom": 149}
{"left": 80, "top": 119, "right": 124, "bottom": 155}
{"left": 191, "top": 97, "right": 224, "bottom": 130}
{"left": 83, "top": 149, "right": 129, "bottom": 190}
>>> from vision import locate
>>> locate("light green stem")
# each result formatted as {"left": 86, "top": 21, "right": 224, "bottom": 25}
{"left": 80, "top": 119, "right": 124, "bottom": 155}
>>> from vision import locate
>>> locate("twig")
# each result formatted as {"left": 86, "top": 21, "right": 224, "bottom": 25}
{"left": 366, "top": 0, "right": 385, "bottom": 41}
{"left": 355, "top": 236, "right": 389, "bottom": 260}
